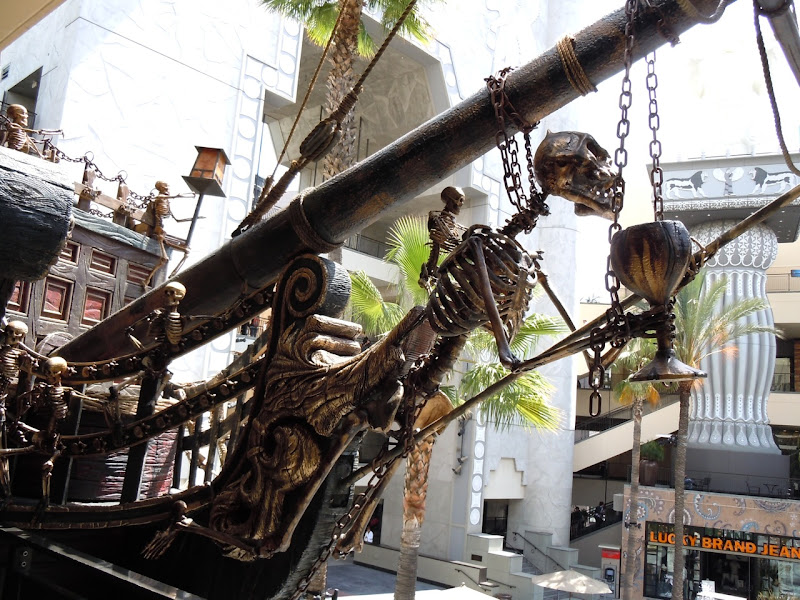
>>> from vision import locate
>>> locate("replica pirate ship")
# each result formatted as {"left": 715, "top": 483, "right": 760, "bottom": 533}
{"left": 1, "top": 0, "right": 799, "bottom": 598}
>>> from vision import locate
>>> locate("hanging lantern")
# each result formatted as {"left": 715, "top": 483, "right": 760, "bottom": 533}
{"left": 182, "top": 146, "right": 230, "bottom": 197}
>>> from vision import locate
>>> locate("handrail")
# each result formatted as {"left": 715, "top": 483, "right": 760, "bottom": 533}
{"left": 575, "top": 394, "right": 680, "bottom": 439}
{"left": 512, "top": 531, "right": 567, "bottom": 572}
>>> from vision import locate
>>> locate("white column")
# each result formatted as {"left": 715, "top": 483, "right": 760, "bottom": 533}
{"left": 687, "top": 221, "right": 779, "bottom": 453}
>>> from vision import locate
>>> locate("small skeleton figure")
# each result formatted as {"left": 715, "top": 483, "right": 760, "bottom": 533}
{"left": 0, "top": 321, "right": 29, "bottom": 498}
{"left": 419, "top": 186, "right": 467, "bottom": 292}
{"left": 161, "top": 282, "right": 187, "bottom": 349}
{"left": 126, "top": 282, "right": 188, "bottom": 352}
{"left": 0, "top": 321, "right": 28, "bottom": 385}
{"left": 2, "top": 104, "right": 39, "bottom": 156}
{"left": 137, "top": 182, "right": 193, "bottom": 286}
{"left": 33, "top": 357, "right": 69, "bottom": 504}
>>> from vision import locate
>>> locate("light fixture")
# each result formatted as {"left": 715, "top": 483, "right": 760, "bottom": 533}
{"left": 182, "top": 146, "right": 230, "bottom": 247}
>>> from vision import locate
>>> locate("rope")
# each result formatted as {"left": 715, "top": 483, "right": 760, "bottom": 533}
{"left": 288, "top": 190, "right": 339, "bottom": 253}
{"left": 675, "top": 0, "right": 730, "bottom": 23}
{"left": 556, "top": 35, "right": 597, "bottom": 96}
{"left": 270, "top": 6, "right": 349, "bottom": 181}
{"left": 234, "top": 0, "right": 420, "bottom": 237}
{"left": 353, "top": 0, "right": 419, "bottom": 93}
{"left": 754, "top": 0, "right": 800, "bottom": 176}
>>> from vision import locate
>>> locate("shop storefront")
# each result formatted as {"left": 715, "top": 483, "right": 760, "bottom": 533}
{"left": 645, "top": 522, "right": 800, "bottom": 600}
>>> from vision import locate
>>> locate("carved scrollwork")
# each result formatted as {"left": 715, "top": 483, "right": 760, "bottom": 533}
{"left": 203, "top": 254, "right": 420, "bottom": 560}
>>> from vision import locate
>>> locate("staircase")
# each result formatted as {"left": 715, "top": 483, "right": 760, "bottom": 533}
{"left": 573, "top": 400, "right": 680, "bottom": 472}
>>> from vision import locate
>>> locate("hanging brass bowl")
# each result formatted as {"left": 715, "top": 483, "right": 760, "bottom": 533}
{"left": 610, "top": 220, "right": 706, "bottom": 383}
{"left": 609, "top": 220, "right": 692, "bottom": 307}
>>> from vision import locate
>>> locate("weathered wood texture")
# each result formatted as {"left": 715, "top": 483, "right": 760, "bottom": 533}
{"left": 0, "top": 156, "right": 73, "bottom": 281}
{"left": 57, "top": 0, "right": 731, "bottom": 363}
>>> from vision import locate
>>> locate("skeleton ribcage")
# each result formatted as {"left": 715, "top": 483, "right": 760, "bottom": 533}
{"left": 426, "top": 225, "right": 536, "bottom": 340}
{"left": 155, "top": 197, "right": 170, "bottom": 218}
{"left": 6, "top": 129, "right": 26, "bottom": 151}
{"left": 0, "top": 348, "right": 23, "bottom": 380}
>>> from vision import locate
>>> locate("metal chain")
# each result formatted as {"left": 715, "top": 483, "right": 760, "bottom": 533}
{"left": 43, "top": 142, "right": 156, "bottom": 208}
{"left": 485, "top": 68, "right": 547, "bottom": 228}
{"left": 588, "top": 0, "right": 638, "bottom": 417}
{"left": 646, "top": 50, "right": 665, "bottom": 221}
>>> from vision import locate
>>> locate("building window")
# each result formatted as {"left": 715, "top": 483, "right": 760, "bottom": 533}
{"left": 42, "top": 277, "right": 73, "bottom": 320}
{"left": 82, "top": 289, "right": 111, "bottom": 325}
{"left": 772, "top": 357, "right": 791, "bottom": 392}
{"left": 60, "top": 241, "right": 79, "bottom": 263}
{"left": 127, "top": 263, "right": 151, "bottom": 287}
{"left": 89, "top": 250, "right": 116, "bottom": 275}
{"left": 8, "top": 280, "right": 30, "bottom": 314}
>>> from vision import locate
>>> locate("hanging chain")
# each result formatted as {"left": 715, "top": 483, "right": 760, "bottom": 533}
{"left": 43, "top": 142, "right": 157, "bottom": 208}
{"left": 646, "top": 50, "right": 665, "bottom": 221}
{"left": 485, "top": 68, "right": 547, "bottom": 231}
{"left": 588, "top": 0, "right": 638, "bottom": 417}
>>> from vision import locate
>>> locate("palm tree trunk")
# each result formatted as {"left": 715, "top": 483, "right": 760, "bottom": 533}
{"left": 323, "top": 0, "right": 361, "bottom": 181}
{"left": 671, "top": 384, "right": 691, "bottom": 600}
{"left": 322, "top": 0, "right": 361, "bottom": 267}
{"left": 394, "top": 434, "right": 436, "bottom": 600}
{"left": 622, "top": 398, "right": 643, "bottom": 600}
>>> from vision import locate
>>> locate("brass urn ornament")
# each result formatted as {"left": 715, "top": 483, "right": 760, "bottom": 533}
{"left": 609, "top": 220, "right": 706, "bottom": 382}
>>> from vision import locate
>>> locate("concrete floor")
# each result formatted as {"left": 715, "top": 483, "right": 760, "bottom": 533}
{"left": 325, "top": 553, "right": 445, "bottom": 598}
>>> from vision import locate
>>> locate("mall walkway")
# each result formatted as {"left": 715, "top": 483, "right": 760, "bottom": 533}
{"left": 326, "top": 553, "right": 446, "bottom": 597}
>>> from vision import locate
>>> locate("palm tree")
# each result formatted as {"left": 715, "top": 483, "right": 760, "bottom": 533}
{"left": 261, "top": 0, "right": 440, "bottom": 181}
{"left": 669, "top": 270, "right": 775, "bottom": 600}
{"left": 611, "top": 337, "right": 658, "bottom": 600}
{"left": 347, "top": 215, "right": 562, "bottom": 600}
{"left": 614, "top": 270, "right": 775, "bottom": 600}
{"left": 459, "top": 315, "right": 563, "bottom": 431}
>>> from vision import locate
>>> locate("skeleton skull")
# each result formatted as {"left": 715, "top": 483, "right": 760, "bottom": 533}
{"left": 6, "top": 104, "right": 28, "bottom": 127}
{"left": 534, "top": 130, "right": 616, "bottom": 220}
{"left": 164, "top": 282, "right": 186, "bottom": 307}
{"left": 5, "top": 321, "right": 28, "bottom": 346}
{"left": 45, "top": 357, "right": 68, "bottom": 381}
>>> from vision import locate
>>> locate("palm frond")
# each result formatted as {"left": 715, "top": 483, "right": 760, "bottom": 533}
{"left": 348, "top": 270, "right": 404, "bottom": 336}
{"left": 261, "top": 0, "right": 323, "bottom": 22}
{"left": 385, "top": 215, "right": 431, "bottom": 306}
{"left": 461, "top": 363, "right": 558, "bottom": 431}
{"left": 357, "top": 22, "right": 378, "bottom": 57}
{"left": 510, "top": 313, "right": 567, "bottom": 355}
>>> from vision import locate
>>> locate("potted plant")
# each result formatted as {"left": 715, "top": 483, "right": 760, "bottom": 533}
{"left": 639, "top": 440, "right": 665, "bottom": 486}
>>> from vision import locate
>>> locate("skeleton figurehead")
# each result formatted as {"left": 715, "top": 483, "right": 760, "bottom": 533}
{"left": 44, "top": 357, "right": 68, "bottom": 384}
{"left": 5, "top": 321, "right": 28, "bottom": 347}
{"left": 164, "top": 282, "right": 186, "bottom": 308}
{"left": 534, "top": 130, "right": 616, "bottom": 220}
{"left": 6, "top": 104, "right": 29, "bottom": 127}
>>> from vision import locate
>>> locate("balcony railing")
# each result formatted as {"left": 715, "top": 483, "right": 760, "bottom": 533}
{"left": 681, "top": 470, "right": 800, "bottom": 499}
{"left": 767, "top": 272, "right": 800, "bottom": 293}
{"left": 570, "top": 506, "right": 624, "bottom": 540}
{"left": 574, "top": 394, "right": 681, "bottom": 442}
{"left": 343, "top": 233, "right": 391, "bottom": 260}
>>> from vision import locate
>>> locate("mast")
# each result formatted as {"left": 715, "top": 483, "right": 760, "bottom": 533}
{"left": 58, "top": 0, "right": 735, "bottom": 361}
